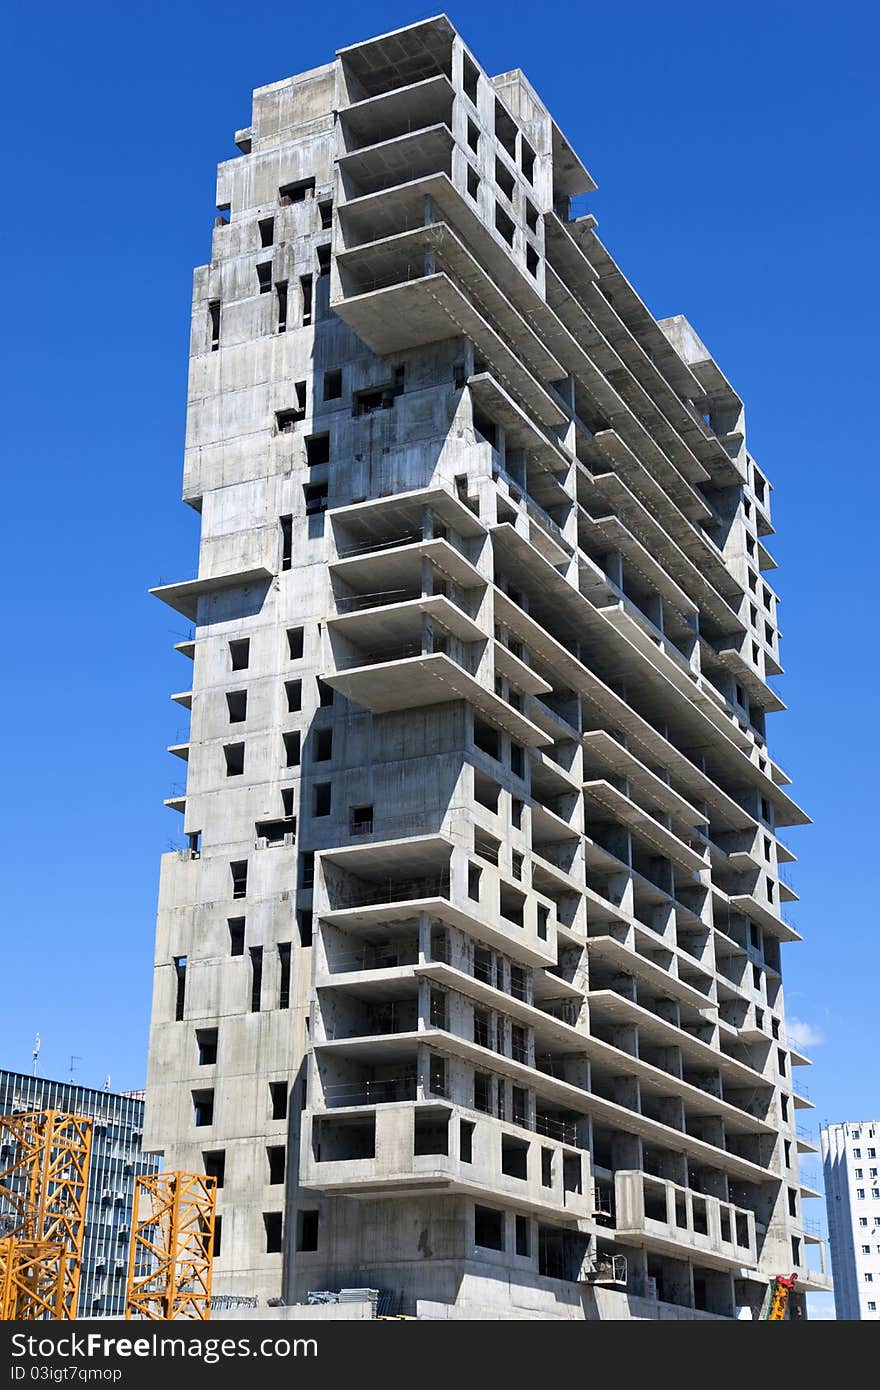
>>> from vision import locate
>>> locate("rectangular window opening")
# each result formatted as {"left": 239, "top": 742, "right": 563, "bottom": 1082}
{"left": 296, "top": 1209, "right": 318, "bottom": 1252}
{"left": 297, "top": 908, "right": 312, "bottom": 948}
{"left": 300, "top": 275, "right": 313, "bottom": 326}
{"left": 196, "top": 1028, "right": 218, "bottom": 1066}
{"left": 280, "top": 514, "right": 293, "bottom": 571}
{"left": 495, "top": 157, "right": 515, "bottom": 201}
{"left": 173, "top": 956, "right": 187, "bottom": 1021}
{"left": 279, "top": 177, "right": 315, "bottom": 204}
{"left": 460, "top": 1120, "right": 475, "bottom": 1163}
{"left": 300, "top": 850, "right": 315, "bottom": 890}
{"left": 229, "top": 638, "right": 250, "bottom": 670}
{"left": 269, "top": 1082, "right": 288, "bottom": 1120}
{"left": 226, "top": 689, "right": 247, "bottom": 723}
{"left": 250, "top": 946, "right": 263, "bottom": 1012}
{"left": 306, "top": 433, "right": 330, "bottom": 467}
{"left": 304, "top": 481, "right": 328, "bottom": 516}
{"left": 495, "top": 203, "right": 515, "bottom": 246}
{"left": 278, "top": 943, "right": 291, "bottom": 1010}
{"left": 267, "top": 1145, "right": 286, "bottom": 1185}
{"left": 474, "top": 1204, "right": 505, "bottom": 1250}
{"left": 283, "top": 730, "right": 301, "bottom": 769}
{"left": 264, "top": 1211, "right": 283, "bottom": 1254}
{"left": 349, "top": 804, "right": 373, "bottom": 836}
{"left": 192, "top": 1090, "right": 214, "bottom": 1127}
{"left": 276, "top": 280, "right": 288, "bottom": 332}
{"left": 224, "top": 743, "right": 245, "bottom": 777}
{"left": 230, "top": 860, "right": 248, "bottom": 899}
{"left": 515, "top": 1214, "right": 530, "bottom": 1256}
{"left": 462, "top": 53, "right": 479, "bottom": 105}
{"left": 203, "top": 1150, "right": 225, "bottom": 1189}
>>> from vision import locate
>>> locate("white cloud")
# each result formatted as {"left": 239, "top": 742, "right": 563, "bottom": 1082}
{"left": 787, "top": 1017, "right": 825, "bottom": 1049}
{"left": 807, "top": 1294, "right": 836, "bottom": 1320}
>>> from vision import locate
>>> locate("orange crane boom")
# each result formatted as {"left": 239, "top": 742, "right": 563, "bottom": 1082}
{"left": 126, "top": 1171, "right": 216, "bottom": 1320}
{"left": 0, "top": 1109, "right": 92, "bottom": 1320}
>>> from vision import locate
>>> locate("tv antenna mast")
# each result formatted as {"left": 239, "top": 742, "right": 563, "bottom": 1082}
{"left": 31, "top": 1033, "right": 41, "bottom": 1076}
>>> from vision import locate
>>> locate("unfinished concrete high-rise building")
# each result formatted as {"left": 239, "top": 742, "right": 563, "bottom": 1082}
{"left": 145, "top": 16, "right": 831, "bottom": 1320}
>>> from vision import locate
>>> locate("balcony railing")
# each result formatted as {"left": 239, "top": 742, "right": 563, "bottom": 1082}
{"left": 328, "top": 944, "right": 419, "bottom": 973}
{"left": 342, "top": 640, "right": 424, "bottom": 667}
{"left": 534, "top": 1113, "right": 578, "bottom": 1145}
{"left": 335, "top": 587, "right": 420, "bottom": 612}
{"left": 336, "top": 874, "right": 451, "bottom": 909}
{"left": 322, "top": 1075, "right": 417, "bottom": 1107}
{"left": 336, "top": 529, "right": 423, "bottom": 559}
{"left": 325, "top": 1003, "right": 418, "bottom": 1039}
{"left": 534, "top": 998, "right": 580, "bottom": 1026}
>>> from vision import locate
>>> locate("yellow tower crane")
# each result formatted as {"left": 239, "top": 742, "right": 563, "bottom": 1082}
{"left": 0, "top": 1109, "right": 93, "bottom": 1320}
{"left": 125, "top": 1171, "right": 216, "bottom": 1320}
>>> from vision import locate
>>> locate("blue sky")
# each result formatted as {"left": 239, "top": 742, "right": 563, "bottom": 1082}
{"left": 1, "top": 0, "right": 876, "bottom": 1309}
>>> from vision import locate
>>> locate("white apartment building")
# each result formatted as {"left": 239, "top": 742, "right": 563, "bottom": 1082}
{"left": 823, "top": 1121, "right": 880, "bottom": 1319}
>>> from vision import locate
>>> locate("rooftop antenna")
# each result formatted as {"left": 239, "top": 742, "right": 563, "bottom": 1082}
{"left": 32, "top": 1033, "right": 41, "bottom": 1076}
{"left": 104, "top": 1075, "right": 111, "bottom": 1092}
{"left": 68, "top": 1055, "right": 81, "bottom": 1085}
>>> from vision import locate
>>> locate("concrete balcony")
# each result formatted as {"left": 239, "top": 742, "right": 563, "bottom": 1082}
{"left": 317, "top": 836, "right": 558, "bottom": 968}
{"left": 329, "top": 484, "right": 486, "bottom": 554}
{"left": 585, "top": 935, "right": 714, "bottom": 1016}
{"left": 329, "top": 537, "right": 485, "bottom": 598}
{"left": 581, "top": 730, "right": 705, "bottom": 831}
{"left": 579, "top": 464, "right": 743, "bottom": 639}
{"left": 299, "top": 1100, "right": 593, "bottom": 1224}
{"left": 150, "top": 565, "right": 274, "bottom": 621}
{"left": 468, "top": 372, "right": 571, "bottom": 478}
{"left": 331, "top": 270, "right": 565, "bottom": 429}
{"left": 495, "top": 641, "right": 553, "bottom": 698}
{"left": 586, "top": 989, "right": 768, "bottom": 1094}
{"left": 492, "top": 585, "right": 764, "bottom": 833}
{"left": 582, "top": 779, "right": 706, "bottom": 874}
{"left": 613, "top": 1170, "right": 757, "bottom": 1270}
{"left": 550, "top": 228, "right": 743, "bottom": 491}
{"left": 338, "top": 123, "right": 455, "bottom": 199}
{"left": 727, "top": 890, "right": 801, "bottom": 944}
{"left": 597, "top": 603, "right": 756, "bottom": 753}
{"left": 338, "top": 73, "right": 454, "bottom": 154}
{"left": 337, "top": 222, "right": 563, "bottom": 382}
{"left": 313, "top": 990, "right": 775, "bottom": 1162}
{"left": 328, "top": 592, "right": 485, "bottom": 644}
{"left": 491, "top": 524, "right": 806, "bottom": 824}
{"left": 323, "top": 650, "right": 550, "bottom": 748}
{"left": 583, "top": 510, "right": 698, "bottom": 622}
